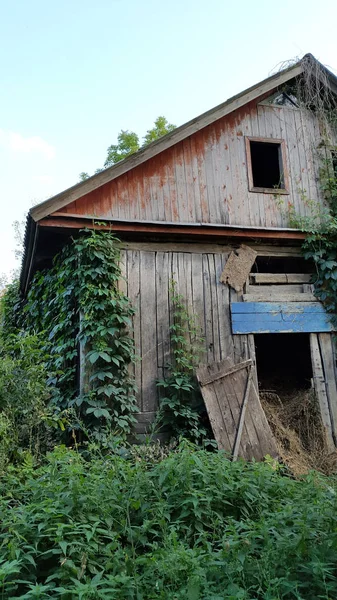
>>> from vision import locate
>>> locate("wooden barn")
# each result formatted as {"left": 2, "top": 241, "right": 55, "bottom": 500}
{"left": 20, "top": 54, "right": 337, "bottom": 458}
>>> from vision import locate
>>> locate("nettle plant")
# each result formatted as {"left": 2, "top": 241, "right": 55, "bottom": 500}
{"left": 24, "top": 228, "right": 138, "bottom": 439}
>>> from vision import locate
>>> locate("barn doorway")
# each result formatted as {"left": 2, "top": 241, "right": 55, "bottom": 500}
{"left": 254, "top": 333, "right": 313, "bottom": 391}
{"left": 253, "top": 333, "right": 331, "bottom": 474}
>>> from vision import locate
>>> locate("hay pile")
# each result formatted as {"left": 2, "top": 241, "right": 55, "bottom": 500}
{"left": 260, "top": 388, "right": 337, "bottom": 476}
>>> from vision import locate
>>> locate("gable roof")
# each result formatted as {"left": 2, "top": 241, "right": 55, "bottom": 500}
{"left": 20, "top": 53, "right": 337, "bottom": 293}
{"left": 30, "top": 53, "right": 337, "bottom": 224}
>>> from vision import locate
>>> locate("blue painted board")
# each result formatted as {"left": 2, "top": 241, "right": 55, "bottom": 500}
{"left": 231, "top": 302, "right": 335, "bottom": 334}
{"left": 231, "top": 302, "right": 324, "bottom": 314}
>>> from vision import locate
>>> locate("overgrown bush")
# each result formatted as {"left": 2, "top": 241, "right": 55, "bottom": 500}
{"left": 1, "top": 443, "right": 337, "bottom": 598}
{"left": 23, "top": 229, "right": 138, "bottom": 439}
{"left": 0, "top": 283, "right": 55, "bottom": 468}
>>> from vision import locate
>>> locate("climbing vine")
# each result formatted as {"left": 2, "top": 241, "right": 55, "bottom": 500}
{"left": 277, "top": 57, "right": 337, "bottom": 325}
{"left": 156, "top": 281, "right": 211, "bottom": 443}
{"left": 23, "top": 228, "right": 138, "bottom": 438}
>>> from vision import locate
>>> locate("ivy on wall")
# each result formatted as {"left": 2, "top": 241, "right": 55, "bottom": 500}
{"left": 277, "top": 59, "right": 337, "bottom": 325}
{"left": 156, "top": 282, "right": 211, "bottom": 443}
{"left": 23, "top": 229, "right": 138, "bottom": 438}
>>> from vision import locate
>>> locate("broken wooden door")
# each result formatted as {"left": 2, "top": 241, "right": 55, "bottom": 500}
{"left": 196, "top": 357, "right": 278, "bottom": 461}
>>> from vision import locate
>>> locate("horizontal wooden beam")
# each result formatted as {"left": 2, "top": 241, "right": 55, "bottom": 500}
{"left": 243, "top": 293, "right": 317, "bottom": 302}
{"left": 198, "top": 359, "right": 253, "bottom": 386}
{"left": 231, "top": 301, "right": 335, "bottom": 334}
{"left": 39, "top": 217, "right": 307, "bottom": 241}
{"left": 250, "top": 273, "right": 311, "bottom": 284}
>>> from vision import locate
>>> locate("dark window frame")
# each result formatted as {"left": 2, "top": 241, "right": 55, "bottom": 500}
{"left": 245, "top": 136, "right": 290, "bottom": 194}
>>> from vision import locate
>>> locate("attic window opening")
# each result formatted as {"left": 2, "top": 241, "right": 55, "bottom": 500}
{"left": 246, "top": 137, "right": 289, "bottom": 194}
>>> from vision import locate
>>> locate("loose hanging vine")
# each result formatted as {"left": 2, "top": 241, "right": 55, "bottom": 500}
{"left": 23, "top": 228, "right": 138, "bottom": 438}
{"left": 277, "top": 57, "right": 337, "bottom": 325}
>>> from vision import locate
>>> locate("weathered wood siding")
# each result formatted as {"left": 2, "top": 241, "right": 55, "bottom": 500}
{"left": 119, "top": 243, "right": 255, "bottom": 423}
{"left": 59, "top": 98, "right": 327, "bottom": 229}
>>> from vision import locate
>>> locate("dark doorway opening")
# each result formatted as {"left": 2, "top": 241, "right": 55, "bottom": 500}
{"left": 254, "top": 333, "right": 313, "bottom": 391}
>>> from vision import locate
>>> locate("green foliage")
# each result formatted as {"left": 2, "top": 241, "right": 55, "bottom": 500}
{"left": 79, "top": 172, "right": 90, "bottom": 182}
{"left": 22, "top": 229, "right": 138, "bottom": 438}
{"left": 0, "top": 283, "right": 54, "bottom": 467}
{"left": 1, "top": 443, "right": 337, "bottom": 598}
{"left": 157, "top": 282, "right": 208, "bottom": 443}
{"left": 143, "top": 116, "right": 176, "bottom": 146}
{"left": 285, "top": 155, "right": 337, "bottom": 325}
{"left": 79, "top": 116, "right": 177, "bottom": 177}
{"left": 104, "top": 130, "right": 140, "bottom": 168}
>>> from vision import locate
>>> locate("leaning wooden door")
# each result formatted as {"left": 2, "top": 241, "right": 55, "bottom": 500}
{"left": 196, "top": 357, "right": 278, "bottom": 461}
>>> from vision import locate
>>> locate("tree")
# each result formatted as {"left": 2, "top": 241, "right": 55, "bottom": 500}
{"left": 79, "top": 172, "right": 90, "bottom": 182}
{"left": 143, "top": 116, "right": 176, "bottom": 146}
{"left": 79, "top": 116, "right": 176, "bottom": 179}
{"left": 104, "top": 130, "right": 140, "bottom": 168}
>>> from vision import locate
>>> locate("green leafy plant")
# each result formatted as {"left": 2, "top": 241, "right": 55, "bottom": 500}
{"left": 156, "top": 281, "right": 209, "bottom": 443}
{"left": 1, "top": 443, "right": 337, "bottom": 598}
{"left": 21, "top": 228, "right": 138, "bottom": 439}
{"left": 0, "top": 282, "right": 58, "bottom": 467}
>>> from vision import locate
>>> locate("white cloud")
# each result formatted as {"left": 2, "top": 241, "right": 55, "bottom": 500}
{"left": 0, "top": 129, "right": 55, "bottom": 159}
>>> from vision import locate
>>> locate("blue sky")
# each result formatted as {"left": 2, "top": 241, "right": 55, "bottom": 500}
{"left": 1, "top": 0, "right": 337, "bottom": 278}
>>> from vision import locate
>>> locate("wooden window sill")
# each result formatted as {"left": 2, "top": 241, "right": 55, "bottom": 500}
{"left": 249, "top": 187, "right": 289, "bottom": 195}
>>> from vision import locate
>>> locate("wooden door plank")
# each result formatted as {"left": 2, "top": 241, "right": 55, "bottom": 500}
{"left": 196, "top": 357, "right": 278, "bottom": 461}
{"left": 318, "top": 333, "right": 337, "bottom": 444}
{"left": 232, "top": 366, "right": 253, "bottom": 460}
{"left": 310, "top": 333, "right": 335, "bottom": 452}
{"left": 198, "top": 359, "right": 253, "bottom": 386}
{"left": 196, "top": 363, "right": 232, "bottom": 451}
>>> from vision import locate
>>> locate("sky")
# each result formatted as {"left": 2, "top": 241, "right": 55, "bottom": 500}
{"left": 1, "top": 0, "right": 337, "bottom": 279}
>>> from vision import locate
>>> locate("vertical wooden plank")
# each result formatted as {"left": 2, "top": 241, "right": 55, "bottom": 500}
{"left": 127, "top": 250, "right": 142, "bottom": 408}
{"left": 189, "top": 135, "right": 203, "bottom": 223}
{"left": 214, "top": 252, "right": 233, "bottom": 360}
{"left": 318, "top": 333, "right": 337, "bottom": 445}
{"left": 310, "top": 333, "right": 335, "bottom": 452}
{"left": 182, "top": 138, "right": 196, "bottom": 223}
{"left": 204, "top": 129, "right": 220, "bottom": 224}
{"left": 174, "top": 145, "right": 189, "bottom": 223}
{"left": 207, "top": 254, "right": 221, "bottom": 362}
{"left": 191, "top": 253, "right": 206, "bottom": 352}
{"left": 195, "top": 131, "right": 210, "bottom": 222}
{"left": 118, "top": 250, "right": 128, "bottom": 295}
{"left": 156, "top": 252, "right": 171, "bottom": 370}
{"left": 202, "top": 254, "right": 215, "bottom": 363}
{"left": 196, "top": 364, "right": 232, "bottom": 452}
{"left": 139, "top": 251, "right": 158, "bottom": 412}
